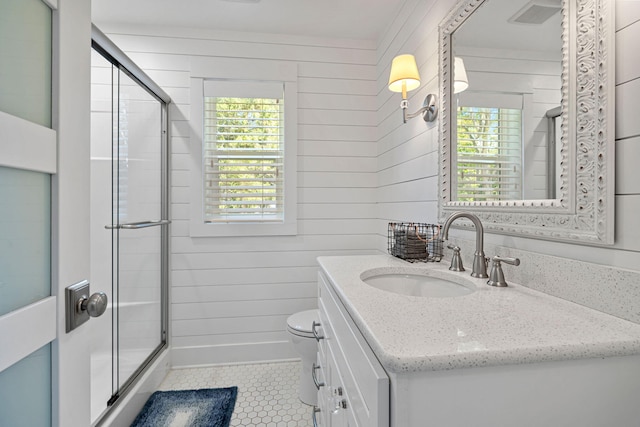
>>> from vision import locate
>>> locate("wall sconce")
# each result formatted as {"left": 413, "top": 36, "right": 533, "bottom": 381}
{"left": 454, "top": 57, "right": 469, "bottom": 94}
{"left": 387, "top": 54, "right": 437, "bottom": 123}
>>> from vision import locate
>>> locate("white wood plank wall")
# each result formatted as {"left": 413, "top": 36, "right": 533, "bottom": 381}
{"left": 376, "top": 0, "right": 450, "bottom": 245}
{"left": 102, "top": 25, "right": 379, "bottom": 366}
{"left": 97, "top": 0, "right": 640, "bottom": 366}
{"left": 613, "top": 0, "right": 640, "bottom": 253}
{"left": 376, "top": 0, "right": 640, "bottom": 311}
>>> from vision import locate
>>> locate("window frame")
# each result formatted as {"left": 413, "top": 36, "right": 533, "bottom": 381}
{"left": 189, "top": 59, "right": 298, "bottom": 237}
{"left": 203, "top": 81, "right": 285, "bottom": 223}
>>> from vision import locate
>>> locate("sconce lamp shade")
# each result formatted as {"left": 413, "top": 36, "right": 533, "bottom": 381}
{"left": 453, "top": 56, "right": 469, "bottom": 94}
{"left": 387, "top": 53, "right": 436, "bottom": 124}
{"left": 388, "top": 54, "right": 421, "bottom": 95}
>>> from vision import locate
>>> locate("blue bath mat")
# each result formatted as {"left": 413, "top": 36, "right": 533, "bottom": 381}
{"left": 130, "top": 387, "right": 237, "bottom": 427}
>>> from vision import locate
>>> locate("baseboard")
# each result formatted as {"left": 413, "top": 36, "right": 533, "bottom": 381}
{"left": 96, "top": 349, "right": 171, "bottom": 427}
{"left": 171, "top": 341, "right": 297, "bottom": 368}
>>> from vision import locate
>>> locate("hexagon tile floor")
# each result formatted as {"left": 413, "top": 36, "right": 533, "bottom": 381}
{"left": 158, "top": 360, "right": 312, "bottom": 427}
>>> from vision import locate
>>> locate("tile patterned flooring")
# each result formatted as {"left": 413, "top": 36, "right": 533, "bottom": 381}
{"left": 158, "top": 360, "right": 312, "bottom": 427}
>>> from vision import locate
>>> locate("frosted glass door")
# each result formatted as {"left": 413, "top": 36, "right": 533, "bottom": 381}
{"left": 0, "top": 168, "right": 52, "bottom": 427}
{"left": 0, "top": 1, "right": 55, "bottom": 426}
{"left": 0, "top": 0, "right": 51, "bottom": 127}
{"left": 113, "top": 70, "right": 163, "bottom": 391}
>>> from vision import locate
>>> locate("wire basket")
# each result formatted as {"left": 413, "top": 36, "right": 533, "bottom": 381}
{"left": 388, "top": 222, "right": 443, "bottom": 263}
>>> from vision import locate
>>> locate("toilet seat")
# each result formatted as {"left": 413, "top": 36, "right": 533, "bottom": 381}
{"left": 286, "top": 309, "right": 317, "bottom": 338}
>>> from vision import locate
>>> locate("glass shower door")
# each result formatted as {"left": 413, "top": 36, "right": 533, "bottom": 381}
{"left": 90, "top": 29, "right": 170, "bottom": 424}
{"left": 111, "top": 69, "right": 165, "bottom": 393}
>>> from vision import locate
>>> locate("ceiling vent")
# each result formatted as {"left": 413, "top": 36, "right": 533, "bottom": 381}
{"left": 508, "top": 0, "right": 561, "bottom": 25}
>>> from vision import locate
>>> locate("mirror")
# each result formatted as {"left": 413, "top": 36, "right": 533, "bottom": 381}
{"left": 438, "top": 0, "right": 615, "bottom": 245}
{"left": 452, "top": 0, "right": 562, "bottom": 201}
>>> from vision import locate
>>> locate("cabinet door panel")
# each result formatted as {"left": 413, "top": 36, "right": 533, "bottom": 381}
{"left": 318, "top": 271, "right": 389, "bottom": 427}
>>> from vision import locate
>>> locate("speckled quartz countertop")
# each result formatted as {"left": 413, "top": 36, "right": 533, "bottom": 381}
{"left": 317, "top": 255, "right": 640, "bottom": 373}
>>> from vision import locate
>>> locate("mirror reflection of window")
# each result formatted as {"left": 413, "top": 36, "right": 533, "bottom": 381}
{"left": 455, "top": 105, "right": 523, "bottom": 202}
{"left": 451, "top": 0, "right": 562, "bottom": 201}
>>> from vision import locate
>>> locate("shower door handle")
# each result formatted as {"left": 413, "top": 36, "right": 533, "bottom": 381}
{"left": 105, "top": 220, "right": 171, "bottom": 229}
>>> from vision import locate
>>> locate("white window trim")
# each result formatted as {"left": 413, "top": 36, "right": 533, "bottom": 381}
{"left": 189, "top": 58, "right": 298, "bottom": 237}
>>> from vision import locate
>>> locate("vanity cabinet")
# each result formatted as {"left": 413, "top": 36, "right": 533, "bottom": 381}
{"left": 315, "top": 271, "right": 389, "bottom": 427}
{"left": 316, "top": 255, "right": 640, "bottom": 427}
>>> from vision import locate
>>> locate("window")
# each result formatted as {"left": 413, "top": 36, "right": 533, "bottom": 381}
{"left": 189, "top": 62, "right": 297, "bottom": 237}
{"left": 455, "top": 93, "right": 523, "bottom": 202}
{"left": 203, "top": 81, "right": 284, "bottom": 223}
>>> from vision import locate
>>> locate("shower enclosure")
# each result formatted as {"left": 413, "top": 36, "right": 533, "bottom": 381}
{"left": 89, "top": 26, "right": 170, "bottom": 424}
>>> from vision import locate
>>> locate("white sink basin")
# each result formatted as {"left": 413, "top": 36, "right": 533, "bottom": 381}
{"left": 360, "top": 267, "right": 476, "bottom": 298}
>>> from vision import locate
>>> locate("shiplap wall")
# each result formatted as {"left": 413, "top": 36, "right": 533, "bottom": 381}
{"left": 99, "top": 0, "right": 640, "bottom": 366}
{"left": 101, "top": 25, "right": 380, "bottom": 366}
{"left": 377, "top": 0, "right": 640, "bottom": 317}
{"left": 375, "top": 0, "right": 562, "bottom": 232}
{"left": 375, "top": 0, "right": 454, "bottom": 245}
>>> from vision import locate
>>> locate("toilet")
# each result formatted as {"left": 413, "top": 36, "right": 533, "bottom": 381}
{"left": 286, "top": 309, "right": 319, "bottom": 406}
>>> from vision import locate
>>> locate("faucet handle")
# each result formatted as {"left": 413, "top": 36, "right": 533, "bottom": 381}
{"left": 494, "top": 256, "right": 520, "bottom": 266}
{"left": 447, "top": 244, "right": 465, "bottom": 272}
{"left": 487, "top": 256, "right": 520, "bottom": 287}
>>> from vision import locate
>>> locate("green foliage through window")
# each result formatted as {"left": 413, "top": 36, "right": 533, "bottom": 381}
{"left": 204, "top": 96, "right": 284, "bottom": 222}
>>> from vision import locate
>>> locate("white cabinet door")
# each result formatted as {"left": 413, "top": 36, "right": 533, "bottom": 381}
{"left": 326, "top": 342, "right": 350, "bottom": 427}
{"left": 318, "top": 271, "right": 389, "bottom": 427}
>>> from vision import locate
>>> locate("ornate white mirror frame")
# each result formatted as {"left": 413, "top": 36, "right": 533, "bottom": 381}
{"left": 438, "top": 0, "right": 615, "bottom": 245}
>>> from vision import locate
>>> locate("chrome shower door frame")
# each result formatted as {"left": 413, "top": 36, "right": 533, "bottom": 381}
{"left": 91, "top": 24, "right": 171, "bottom": 424}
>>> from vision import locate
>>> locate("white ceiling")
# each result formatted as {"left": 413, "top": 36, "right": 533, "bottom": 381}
{"left": 92, "top": 0, "right": 406, "bottom": 40}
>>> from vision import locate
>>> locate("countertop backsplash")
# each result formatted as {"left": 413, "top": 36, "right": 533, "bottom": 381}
{"left": 445, "top": 238, "right": 640, "bottom": 325}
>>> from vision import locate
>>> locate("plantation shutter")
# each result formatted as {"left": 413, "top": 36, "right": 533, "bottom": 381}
{"left": 455, "top": 92, "right": 523, "bottom": 201}
{"left": 203, "top": 80, "right": 285, "bottom": 222}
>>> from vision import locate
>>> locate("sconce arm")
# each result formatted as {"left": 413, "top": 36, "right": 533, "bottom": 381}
{"left": 400, "top": 94, "right": 438, "bottom": 123}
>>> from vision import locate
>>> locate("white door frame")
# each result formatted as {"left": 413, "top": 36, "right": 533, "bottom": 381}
{"left": 51, "top": 0, "right": 92, "bottom": 426}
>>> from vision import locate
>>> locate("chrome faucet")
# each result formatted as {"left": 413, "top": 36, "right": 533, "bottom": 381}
{"left": 442, "top": 212, "right": 488, "bottom": 278}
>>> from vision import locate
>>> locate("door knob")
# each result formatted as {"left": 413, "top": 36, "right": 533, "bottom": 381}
{"left": 66, "top": 280, "right": 108, "bottom": 332}
{"left": 77, "top": 292, "right": 108, "bottom": 317}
